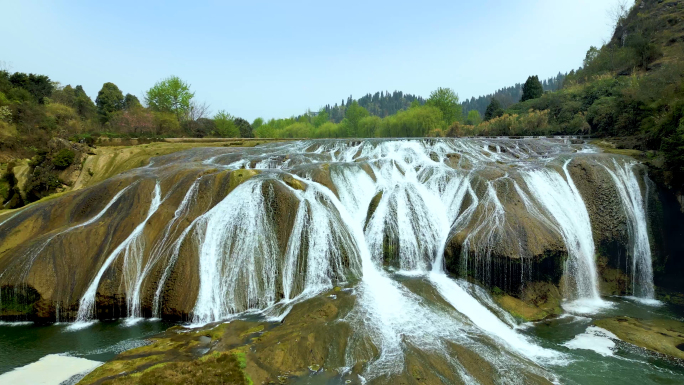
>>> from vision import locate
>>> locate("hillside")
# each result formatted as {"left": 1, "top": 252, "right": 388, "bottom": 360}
{"left": 461, "top": 73, "right": 565, "bottom": 117}
{"left": 319, "top": 90, "right": 425, "bottom": 123}
{"left": 479, "top": 0, "right": 684, "bottom": 191}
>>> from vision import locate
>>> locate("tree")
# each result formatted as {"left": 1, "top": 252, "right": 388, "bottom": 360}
{"left": 9, "top": 72, "right": 54, "bottom": 104}
{"left": 234, "top": 117, "right": 253, "bottom": 138}
{"left": 521, "top": 76, "right": 543, "bottom": 102}
{"left": 313, "top": 109, "right": 329, "bottom": 128}
{"left": 427, "top": 87, "right": 461, "bottom": 125}
{"left": 344, "top": 101, "right": 370, "bottom": 137}
{"left": 215, "top": 110, "right": 239, "bottom": 137}
{"left": 184, "top": 101, "right": 211, "bottom": 135}
{"left": 466, "top": 110, "right": 482, "bottom": 126}
{"left": 583, "top": 46, "right": 601, "bottom": 68}
{"left": 123, "top": 93, "right": 142, "bottom": 110}
{"left": 74, "top": 86, "right": 96, "bottom": 119}
{"left": 145, "top": 76, "right": 194, "bottom": 122}
{"left": 252, "top": 118, "right": 264, "bottom": 130}
{"left": 626, "top": 34, "right": 662, "bottom": 68}
{"left": 95, "top": 82, "right": 124, "bottom": 123}
{"left": 484, "top": 99, "right": 504, "bottom": 121}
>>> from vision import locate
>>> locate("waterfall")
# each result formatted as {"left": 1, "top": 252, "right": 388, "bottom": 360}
{"left": 9, "top": 185, "right": 134, "bottom": 281}
{"left": 126, "top": 179, "right": 200, "bottom": 322}
{"left": 11, "top": 138, "right": 663, "bottom": 380}
{"left": 522, "top": 160, "right": 607, "bottom": 313}
{"left": 601, "top": 160, "right": 657, "bottom": 301}
{"left": 71, "top": 182, "right": 162, "bottom": 327}
{"left": 324, "top": 144, "right": 561, "bottom": 381}
{"left": 191, "top": 179, "right": 281, "bottom": 323}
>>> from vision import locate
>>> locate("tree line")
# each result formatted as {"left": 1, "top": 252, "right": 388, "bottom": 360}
{"left": 461, "top": 73, "right": 566, "bottom": 119}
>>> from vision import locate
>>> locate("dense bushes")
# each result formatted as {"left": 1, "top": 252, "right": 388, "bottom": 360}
{"left": 253, "top": 105, "right": 446, "bottom": 139}
{"left": 53, "top": 149, "right": 75, "bottom": 169}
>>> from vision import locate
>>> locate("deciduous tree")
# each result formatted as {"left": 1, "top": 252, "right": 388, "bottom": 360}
{"left": 145, "top": 76, "right": 194, "bottom": 122}
{"left": 427, "top": 87, "right": 461, "bottom": 125}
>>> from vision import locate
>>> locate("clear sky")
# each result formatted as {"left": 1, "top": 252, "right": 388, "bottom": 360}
{"left": 1, "top": 0, "right": 621, "bottom": 121}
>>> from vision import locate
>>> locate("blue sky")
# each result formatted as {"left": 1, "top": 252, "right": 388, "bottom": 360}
{"left": 1, "top": 0, "right": 620, "bottom": 121}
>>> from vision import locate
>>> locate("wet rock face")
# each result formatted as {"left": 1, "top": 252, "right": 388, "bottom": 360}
{"left": 80, "top": 288, "right": 554, "bottom": 385}
{"left": 568, "top": 156, "right": 630, "bottom": 272}
{"left": 0, "top": 138, "right": 677, "bottom": 322}
{"left": 0, "top": 163, "right": 319, "bottom": 322}
{"left": 647, "top": 182, "right": 684, "bottom": 293}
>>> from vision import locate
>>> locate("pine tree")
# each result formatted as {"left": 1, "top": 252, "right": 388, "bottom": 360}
{"left": 521, "top": 75, "right": 544, "bottom": 102}
{"left": 484, "top": 98, "right": 504, "bottom": 121}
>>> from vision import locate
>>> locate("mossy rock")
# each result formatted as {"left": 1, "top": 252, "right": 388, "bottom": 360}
{"left": 281, "top": 174, "right": 306, "bottom": 191}
{"left": 594, "top": 317, "right": 684, "bottom": 360}
{"left": 493, "top": 282, "right": 562, "bottom": 322}
{"left": 228, "top": 169, "right": 260, "bottom": 192}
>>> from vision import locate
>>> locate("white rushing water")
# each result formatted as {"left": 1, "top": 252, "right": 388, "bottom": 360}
{"left": 47, "top": 138, "right": 661, "bottom": 380}
{"left": 522, "top": 160, "right": 608, "bottom": 314}
{"left": 601, "top": 160, "right": 657, "bottom": 301}
{"left": 71, "top": 182, "right": 162, "bottom": 328}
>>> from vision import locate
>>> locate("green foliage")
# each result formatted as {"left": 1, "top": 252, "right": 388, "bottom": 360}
{"left": 145, "top": 76, "right": 194, "bottom": 121}
{"left": 427, "top": 87, "right": 461, "bottom": 125}
{"left": 484, "top": 99, "right": 504, "bottom": 121}
{"left": 152, "top": 111, "right": 181, "bottom": 135}
{"left": 9, "top": 72, "right": 54, "bottom": 104}
{"left": 377, "top": 105, "right": 444, "bottom": 137}
{"left": 53, "top": 149, "right": 75, "bottom": 169}
{"left": 234, "top": 117, "right": 253, "bottom": 138}
{"left": 466, "top": 110, "right": 482, "bottom": 126}
{"left": 358, "top": 116, "right": 382, "bottom": 138}
{"left": 626, "top": 34, "right": 662, "bottom": 68}
{"left": 123, "top": 93, "right": 142, "bottom": 110}
{"left": 313, "top": 110, "right": 329, "bottom": 128}
{"left": 215, "top": 110, "right": 239, "bottom": 137}
{"left": 344, "top": 101, "right": 370, "bottom": 137}
{"left": 521, "top": 76, "right": 544, "bottom": 102}
{"left": 96, "top": 82, "right": 124, "bottom": 123}
{"left": 462, "top": 73, "right": 565, "bottom": 118}
{"left": 252, "top": 117, "right": 264, "bottom": 130}
{"left": 323, "top": 91, "right": 425, "bottom": 122}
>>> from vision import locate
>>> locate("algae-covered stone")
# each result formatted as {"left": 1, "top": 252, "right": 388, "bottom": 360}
{"left": 594, "top": 317, "right": 684, "bottom": 360}
{"left": 229, "top": 169, "right": 260, "bottom": 192}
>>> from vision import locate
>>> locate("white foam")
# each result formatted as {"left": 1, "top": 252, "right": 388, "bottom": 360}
{"left": 0, "top": 321, "right": 33, "bottom": 326}
{"left": 562, "top": 298, "right": 613, "bottom": 315}
{"left": 430, "top": 272, "right": 563, "bottom": 363}
{"left": 563, "top": 326, "right": 619, "bottom": 357}
{"left": 65, "top": 320, "right": 97, "bottom": 332}
{"left": 0, "top": 354, "right": 102, "bottom": 385}
{"left": 623, "top": 296, "right": 663, "bottom": 307}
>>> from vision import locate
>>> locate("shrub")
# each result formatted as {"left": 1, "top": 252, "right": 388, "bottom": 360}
{"left": 53, "top": 149, "right": 75, "bottom": 169}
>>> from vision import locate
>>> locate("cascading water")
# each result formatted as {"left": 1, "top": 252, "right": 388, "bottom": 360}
{"left": 71, "top": 182, "right": 162, "bottom": 327}
{"left": 601, "top": 159, "right": 657, "bottom": 302}
{"left": 126, "top": 179, "right": 200, "bottom": 321}
{"left": 522, "top": 160, "right": 607, "bottom": 313}
{"left": 5, "top": 137, "right": 664, "bottom": 382}
{"left": 191, "top": 179, "right": 282, "bottom": 323}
